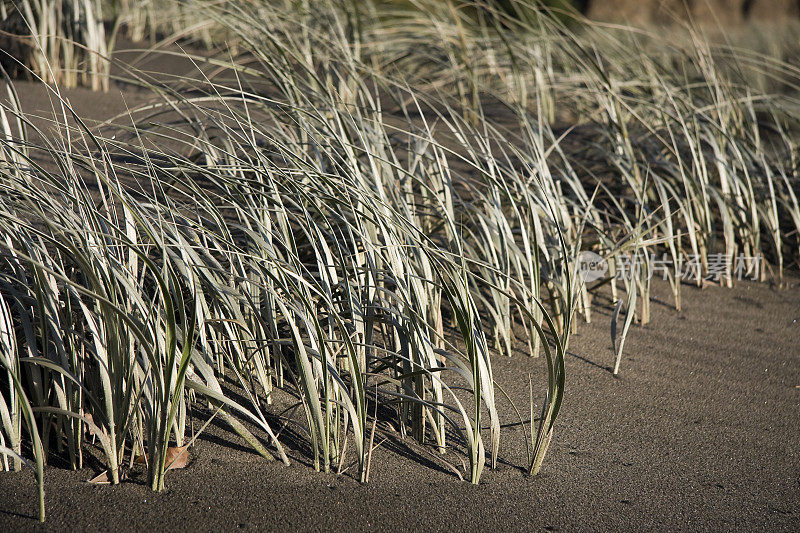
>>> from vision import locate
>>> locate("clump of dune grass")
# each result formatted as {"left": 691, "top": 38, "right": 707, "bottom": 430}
{"left": 107, "top": 0, "right": 227, "bottom": 49}
{"left": 1, "top": 0, "right": 799, "bottom": 523}
{"left": 1, "top": 0, "right": 111, "bottom": 90}
{"left": 360, "top": 1, "right": 799, "bottom": 366}
{"left": 0, "top": 4, "right": 570, "bottom": 520}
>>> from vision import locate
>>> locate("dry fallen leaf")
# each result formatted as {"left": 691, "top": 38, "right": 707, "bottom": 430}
{"left": 87, "top": 469, "right": 126, "bottom": 484}
{"left": 165, "top": 446, "right": 190, "bottom": 470}
{"left": 88, "top": 470, "right": 111, "bottom": 484}
{"left": 134, "top": 446, "right": 190, "bottom": 471}
{"left": 700, "top": 279, "right": 717, "bottom": 289}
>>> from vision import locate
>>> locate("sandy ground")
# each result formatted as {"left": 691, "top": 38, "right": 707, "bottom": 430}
{"left": 1, "top": 277, "right": 797, "bottom": 532}
{"left": 1, "top": 44, "right": 799, "bottom": 532}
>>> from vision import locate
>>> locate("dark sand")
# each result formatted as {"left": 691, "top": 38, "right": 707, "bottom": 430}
{"left": 1, "top": 48, "right": 799, "bottom": 532}
{"left": 1, "top": 277, "right": 797, "bottom": 532}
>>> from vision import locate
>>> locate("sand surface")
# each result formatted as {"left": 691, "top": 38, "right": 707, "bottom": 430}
{"left": 1, "top": 277, "right": 798, "bottom": 531}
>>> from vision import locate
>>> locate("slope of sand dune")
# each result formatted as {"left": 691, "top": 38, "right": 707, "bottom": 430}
{"left": 1, "top": 277, "right": 797, "bottom": 531}
{"left": 1, "top": 43, "right": 798, "bottom": 532}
